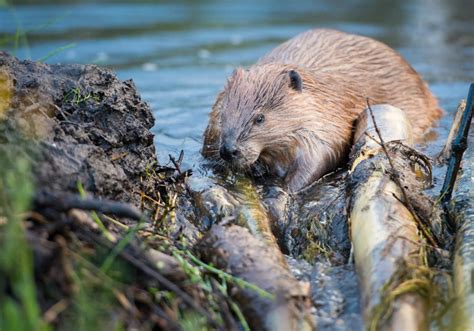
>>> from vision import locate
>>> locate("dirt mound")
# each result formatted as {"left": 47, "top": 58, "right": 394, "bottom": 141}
{"left": 0, "top": 51, "right": 156, "bottom": 204}
{"left": 0, "top": 53, "right": 210, "bottom": 331}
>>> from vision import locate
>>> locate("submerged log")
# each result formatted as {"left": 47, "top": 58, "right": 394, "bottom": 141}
{"left": 347, "top": 104, "right": 432, "bottom": 331}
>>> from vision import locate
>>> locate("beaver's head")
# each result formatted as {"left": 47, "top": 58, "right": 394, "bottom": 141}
{"left": 217, "top": 64, "right": 315, "bottom": 171}
{"left": 210, "top": 63, "right": 357, "bottom": 191}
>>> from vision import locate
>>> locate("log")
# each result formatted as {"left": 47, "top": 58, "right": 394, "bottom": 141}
{"left": 347, "top": 104, "right": 430, "bottom": 331}
{"left": 452, "top": 201, "right": 474, "bottom": 331}
{"left": 195, "top": 175, "right": 314, "bottom": 330}
{"left": 196, "top": 175, "right": 282, "bottom": 259}
{"left": 198, "top": 225, "right": 314, "bottom": 331}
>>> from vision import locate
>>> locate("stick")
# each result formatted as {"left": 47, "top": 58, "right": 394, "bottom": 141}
{"left": 35, "top": 190, "right": 145, "bottom": 221}
{"left": 437, "top": 100, "right": 466, "bottom": 164}
{"left": 169, "top": 151, "right": 193, "bottom": 195}
{"left": 440, "top": 84, "right": 474, "bottom": 231}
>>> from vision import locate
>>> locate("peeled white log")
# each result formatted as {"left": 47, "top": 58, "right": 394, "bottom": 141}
{"left": 348, "top": 104, "right": 428, "bottom": 331}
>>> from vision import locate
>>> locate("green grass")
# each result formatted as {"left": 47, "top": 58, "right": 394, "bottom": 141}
{"left": 1, "top": 2, "right": 31, "bottom": 59}
{"left": 64, "top": 88, "right": 101, "bottom": 106}
{"left": 100, "top": 221, "right": 145, "bottom": 274}
{"left": 185, "top": 251, "right": 274, "bottom": 300}
{"left": 37, "top": 43, "right": 77, "bottom": 62}
{"left": 171, "top": 248, "right": 278, "bottom": 330}
{"left": 0, "top": 147, "right": 50, "bottom": 331}
{"left": 1, "top": 1, "right": 76, "bottom": 62}
{"left": 77, "top": 180, "right": 115, "bottom": 242}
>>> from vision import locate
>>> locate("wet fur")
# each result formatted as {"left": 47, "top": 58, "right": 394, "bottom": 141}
{"left": 202, "top": 29, "right": 441, "bottom": 192}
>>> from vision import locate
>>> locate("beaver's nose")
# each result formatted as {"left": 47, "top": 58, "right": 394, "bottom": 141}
{"left": 220, "top": 142, "right": 241, "bottom": 162}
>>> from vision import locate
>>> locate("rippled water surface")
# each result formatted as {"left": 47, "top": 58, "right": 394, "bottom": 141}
{"left": 1, "top": 0, "right": 473, "bottom": 182}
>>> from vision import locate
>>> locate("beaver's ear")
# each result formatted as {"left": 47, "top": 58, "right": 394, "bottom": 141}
{"left": 288, "top": 70, "right": 303, "bottom": 92}
{"left": 226, "top": 68, "right": 243, "bottom": 89}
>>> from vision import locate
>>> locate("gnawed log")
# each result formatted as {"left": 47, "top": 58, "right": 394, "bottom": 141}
{"left": 194, "top": 174, "right": 314, "bottom": 330}
{"left": 348, "top": 104, "right": 433, "bottom": 331}
{"left": 198, "top": 224, "right": 314, "bottom": 331}
{"left": 195, "top": 175, "right": 283, "bottom": 260}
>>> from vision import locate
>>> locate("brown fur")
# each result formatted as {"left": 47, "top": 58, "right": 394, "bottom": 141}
{"left": 202, "top": 28, "right": 441, "bottom": 192}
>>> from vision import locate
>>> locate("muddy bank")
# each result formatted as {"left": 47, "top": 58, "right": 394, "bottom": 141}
{"left": 0, "top": 52, "right": 155, "bottom": 204}
{"left": 0, "top": 52, "right": 211, "bottom": 330}
{"left": 0, "top": 51, "right": 201, "bottom": 238}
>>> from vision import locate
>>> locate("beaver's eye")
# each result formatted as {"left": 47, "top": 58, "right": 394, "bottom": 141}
{"left": 255, "top": 114, "right": 265, "bottom": 125}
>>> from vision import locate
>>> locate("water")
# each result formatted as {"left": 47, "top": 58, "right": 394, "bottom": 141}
{"left": 1, "top": 0, "right": 473, "bottom": 180}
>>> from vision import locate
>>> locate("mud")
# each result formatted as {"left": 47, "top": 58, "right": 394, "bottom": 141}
{"left": 0, "top": 52, "right": 204, "bottom": 239}
{"left": 283, "top": 171, "right": 350, "bottom": 264}
{"left": 0, "top": 53, "right": 207, "bottom": 330}
{"left": 0, "top": 51, "right": 157, "bottom": 202}
{"left": 311, "top": 263, "right": 362, "bottom": 331}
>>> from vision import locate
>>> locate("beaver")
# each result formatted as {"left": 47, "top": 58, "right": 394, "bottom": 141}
{"left": 202, "top": 28, "right": 442, "bottom": 192}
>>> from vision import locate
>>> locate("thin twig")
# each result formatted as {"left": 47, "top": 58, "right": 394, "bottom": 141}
{"left": 43, "top": 299, "right": 70, "bottom": 323}
{"left": 436, "top": 100, "right": 466, "bottom": 164}
{"left": 366, "top": 99, "right": 438, "bottom": 247}
{"left": 169, "top": 150, "right": 192, "bottom": 195}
